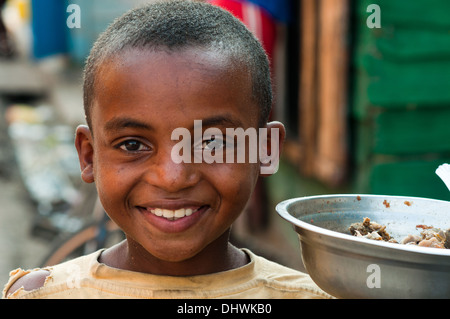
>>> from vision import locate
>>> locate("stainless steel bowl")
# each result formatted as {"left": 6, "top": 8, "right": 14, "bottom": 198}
{"left": 276, "top": 194, "right": 450, "bottom": 299}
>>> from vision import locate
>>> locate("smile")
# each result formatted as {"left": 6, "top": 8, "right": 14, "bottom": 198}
{"left": 143, "top": 206, "right": 203, "bottom": 221}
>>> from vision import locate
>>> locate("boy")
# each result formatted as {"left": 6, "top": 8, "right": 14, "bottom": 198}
{"left": 3, "top": 1, "right": 330, "bottom": 299}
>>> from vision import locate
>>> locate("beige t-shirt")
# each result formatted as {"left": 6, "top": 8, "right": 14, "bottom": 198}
{"left": 2, "top": 249, "right": 331, "bottom": 299}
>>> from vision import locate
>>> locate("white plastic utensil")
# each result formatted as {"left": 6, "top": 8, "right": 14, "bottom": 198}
{"left": 435, "top": 164, "right": 450, "bottom": 191}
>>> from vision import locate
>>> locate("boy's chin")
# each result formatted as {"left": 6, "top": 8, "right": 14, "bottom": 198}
{"left": 140, "top": 240, "right": 208, "bottom": 264}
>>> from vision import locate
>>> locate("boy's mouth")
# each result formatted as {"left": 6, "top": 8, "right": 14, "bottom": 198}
{"left": 140, "top": 206, "right": 206, "bottom": 221}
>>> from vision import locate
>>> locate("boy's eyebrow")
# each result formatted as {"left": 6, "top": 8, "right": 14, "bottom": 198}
{"left": 103, "top": 114, "right": 245, "bottom": 132}
{"left": 196, "top": 115, "right": 244, "bottom": 129}
{"left": 104, "top": 117, "right": 153, "bottom": 132}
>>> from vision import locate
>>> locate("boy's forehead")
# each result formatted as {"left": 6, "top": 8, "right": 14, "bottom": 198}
{"left": 95, "top": 47, "right": 253, "bottom": 101}
{"left": 91, "top": 47, "right": 260, "bottom": 127}
{"left": 108, "top": 47, "right": 247, "bottom": 79}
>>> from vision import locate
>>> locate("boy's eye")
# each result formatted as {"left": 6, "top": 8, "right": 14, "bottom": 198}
{"left": 201, "top": 136, "right": 225, "bottom": 151}
{"left": 118, "top": 140, "right": 150, "bottom": 152}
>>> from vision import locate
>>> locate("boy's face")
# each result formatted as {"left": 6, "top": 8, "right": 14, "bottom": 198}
{"left": 76, "top": 48, "right": 280, "bottom": 264}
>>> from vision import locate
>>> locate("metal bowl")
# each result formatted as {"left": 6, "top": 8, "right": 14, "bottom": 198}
{"left": 276, "top": 194, "right": 450, "bottom": 299}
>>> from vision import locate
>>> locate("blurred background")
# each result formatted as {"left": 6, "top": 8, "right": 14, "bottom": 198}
{"left": 1, "top": 0, "right": 449, "bottom": 286}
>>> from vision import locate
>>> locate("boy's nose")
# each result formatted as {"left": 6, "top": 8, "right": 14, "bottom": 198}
{"left": 144, "top": 149, "right": 200, "bottom": 193}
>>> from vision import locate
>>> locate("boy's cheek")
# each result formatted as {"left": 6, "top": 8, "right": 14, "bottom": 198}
{"left": 93, "top": 163, "right": 131, "bottom": 198}
{"left": 205, "top": 162, "right": 259, "bottom": 195}
{"left": 206, "top": 161, "right": 259, "bottom": 178}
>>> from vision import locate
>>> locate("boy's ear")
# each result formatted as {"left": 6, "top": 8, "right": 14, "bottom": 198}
{"left": 75, "top": 125, "right": 95, "bottom": 183}
{"left": 259, "top": 121, "right": 286, "bottom": 177}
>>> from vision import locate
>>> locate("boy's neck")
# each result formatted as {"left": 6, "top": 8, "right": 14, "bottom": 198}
{"left": 99, "top": 232, "right": 249, "bottom": 276}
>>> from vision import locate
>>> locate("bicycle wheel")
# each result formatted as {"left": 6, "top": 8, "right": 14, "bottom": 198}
{"left": 40, "top": 219, "right": 124, "bottom": 267}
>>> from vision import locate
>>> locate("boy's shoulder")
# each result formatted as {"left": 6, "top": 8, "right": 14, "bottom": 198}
{"left": 2, "top": 250, "right": 100, "bottom": 299}
{"left": 2, "top": 268, "right": 51, "bottom": 298}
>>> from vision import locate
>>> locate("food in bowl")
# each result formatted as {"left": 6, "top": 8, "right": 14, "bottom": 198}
{"left": 349, "top": 217, "right": 450, "bottom": 249}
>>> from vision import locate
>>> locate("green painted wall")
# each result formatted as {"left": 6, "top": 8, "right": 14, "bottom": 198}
{"left": 352, "top": 0, "right": 450, "bottom": 200}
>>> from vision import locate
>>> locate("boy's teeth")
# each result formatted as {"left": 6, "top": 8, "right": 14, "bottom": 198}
{"left": 174, "top": 209, "right": 185, "bottom": 218}
{"left": 149, "top": 207, "right": 196, "bottom": 220}
{"left": 163, "top": 209, "right": 174, "bottom": 218}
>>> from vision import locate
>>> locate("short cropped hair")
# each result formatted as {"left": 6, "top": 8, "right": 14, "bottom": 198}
{"left": 83, "top": 0, "right": 272, "bottom": 129}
